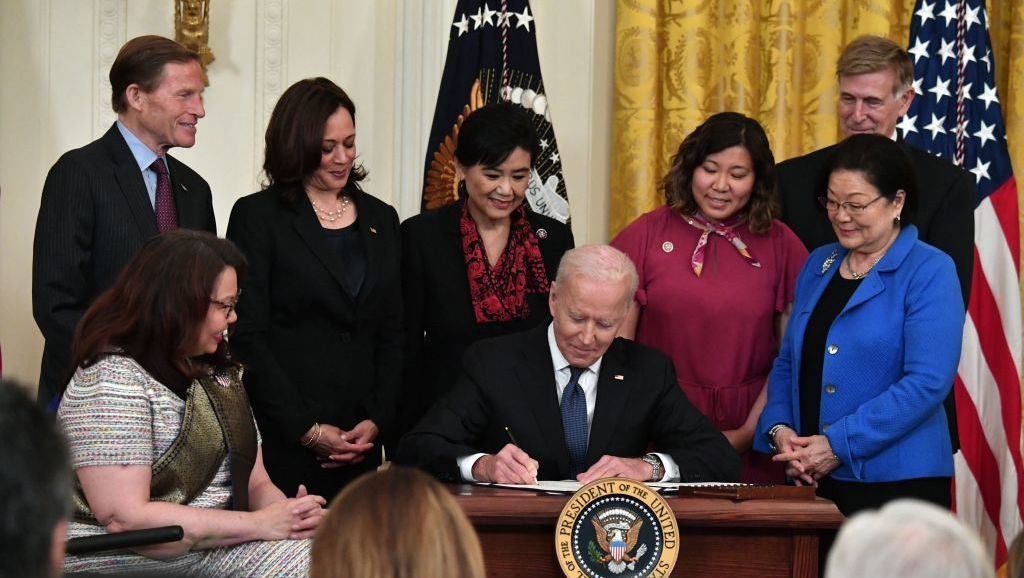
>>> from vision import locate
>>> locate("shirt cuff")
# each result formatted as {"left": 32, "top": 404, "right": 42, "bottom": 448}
{"left": 457, "top": 453, "right": 488, "bottom": 482}
{"left": 654, "top": 452, "right": 680, "bottom": 482}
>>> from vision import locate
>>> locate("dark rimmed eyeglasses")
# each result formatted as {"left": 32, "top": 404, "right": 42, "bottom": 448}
{"left": 210, "top": 290, "right": 242, "bottom": 317}
{"left": 817, "top": 195, "right": 886, "bottom": 215}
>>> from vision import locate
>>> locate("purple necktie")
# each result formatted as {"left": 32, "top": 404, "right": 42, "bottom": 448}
{"left": 151, "top": 158, "right": 178, "bottom": 232}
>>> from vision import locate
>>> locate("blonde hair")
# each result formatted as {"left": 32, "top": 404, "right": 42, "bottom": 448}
{"left": 836, "top": 35, "right": 914, "bottom": 96}
{"left": 310, "top": 467, "right": 485, "bottom": 578}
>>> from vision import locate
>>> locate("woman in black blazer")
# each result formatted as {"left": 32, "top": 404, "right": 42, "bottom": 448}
{"left": 399, "top": 102, "right": 574, "bottom": 443}
{"left": 227, "top": 78, "right": 401, "bottom": 500}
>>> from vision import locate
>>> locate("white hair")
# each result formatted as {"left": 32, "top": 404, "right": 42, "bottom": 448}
{"left": 825, "top": 499, "right": 993, "bottom": 578}
{"left": 554, "top": 245, "right": 638, "bottom": 307}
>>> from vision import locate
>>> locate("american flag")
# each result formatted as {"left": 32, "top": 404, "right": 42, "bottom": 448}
{"left": 901, "top": 0, "right": 1023, "bottom": 567}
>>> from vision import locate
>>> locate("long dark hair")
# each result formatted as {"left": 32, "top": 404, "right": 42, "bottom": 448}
{"left": 262, "top": 77, "right": 368, "bottom": 201}
{"left": 70, "top": 230, "right": 247, "bottom": 386}
{"left": 662, "top": 112, "right": 778, "bottom": 233}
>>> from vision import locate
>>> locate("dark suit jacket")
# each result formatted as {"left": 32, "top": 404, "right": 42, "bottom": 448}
{"left": 226, "top": 184, "right": 402, "bottom": 499}
{"left": 777, "top": 139, "right": 974, "bottom": 451}
{"left": 398, "top": 202, "right": 574, "bottom": 444}
{"left": 776, "top": 139, "right": 975, "bottom": 305}
{"left": 32, "top": 123, "right": 215, "bottom": 405}
{"left": 396, "top": 326, "right": 740, "bottom": 483}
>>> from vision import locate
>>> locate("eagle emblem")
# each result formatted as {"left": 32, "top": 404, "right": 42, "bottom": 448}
{"left": 590, "top": 508, "right": 648, "bottom": 574}
{"left": 423, "top": 80, "right": 485, "bottom": 210}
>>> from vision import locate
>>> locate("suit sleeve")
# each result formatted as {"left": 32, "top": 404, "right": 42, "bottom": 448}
{"left": 753, "top": 254, "right": 819, "bottom": 454}
{"left": 32, "top": 156, "right": 95, "bottom": 397}
{"left": 226, "top": 200, "right": 317, "bottom": 441}
{"left": 360, "top": 204, "right": 403, "bottom": 435}
{"left": 922, "top": 170, "right": 975, "bottom": 306}
{"left": 397, "top": 217, "right": 427, "bottom": 440}
{"left": 394, "top": 344, "right": 493, "bottom": 482}
{"left": 198, "top": 182, "right": 217, "bottom": 234}
{"left": 653, "top": 356, "right": 741, "bottom": 482}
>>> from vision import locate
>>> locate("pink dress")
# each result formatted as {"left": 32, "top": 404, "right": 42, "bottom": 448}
{"left": 612, "top": 206, "right": 808, "bottom": 482}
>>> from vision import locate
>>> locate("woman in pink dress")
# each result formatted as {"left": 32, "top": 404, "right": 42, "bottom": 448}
{"left": 612, "top": 112, "right": 808, "bottom": 482}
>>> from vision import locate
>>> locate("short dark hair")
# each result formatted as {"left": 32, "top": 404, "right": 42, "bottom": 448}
{"left": 0, "top": 380, "right": 71, "bottom": 578}
{"left": 662, "top": 112, "right": 778, "bottom": 234}
{"left": 110, "top": 35, "right": 200, "bottom": 113}
{"left": 454, "top": 101, "right": 540, "bottom": 169}
{"left": 70, "top": 230, "right": 247, "bottom": 383}
{"left": 821, "top": 133, "right": 919, "bottom": 221}
{"left": 262, "top": 77, "right": 368, "bottom": 201}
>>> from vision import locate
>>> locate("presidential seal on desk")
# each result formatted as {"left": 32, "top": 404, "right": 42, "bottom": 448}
{"left": 555, "top": 478, "right": 678, "bottom": 578}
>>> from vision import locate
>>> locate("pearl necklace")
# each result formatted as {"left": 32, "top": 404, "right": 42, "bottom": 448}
{"left": 844, "top": 253, "right": 883, "bottom": 280}
{"left": 309, "top": 194, "right": 351, "bottom": 223}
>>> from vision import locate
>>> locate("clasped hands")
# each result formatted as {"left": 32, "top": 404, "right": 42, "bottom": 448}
{"left": 302, "top": 419, "right": 378, "bottom": 469}
{"left": 255, "top": 484, "right": 326, "bottom": 541}
{"left": 771, "top": 427, "right": 840, "bottom": 486}
{"left": 471, "top": 443, "right": 655, "bottom": 484}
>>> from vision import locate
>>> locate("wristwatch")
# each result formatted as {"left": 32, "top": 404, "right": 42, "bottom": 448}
{"left": 641, "top": 453, "right": 663, "bottom": 482}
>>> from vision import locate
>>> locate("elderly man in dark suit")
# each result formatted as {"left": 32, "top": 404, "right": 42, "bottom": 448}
{"left": 777, "top": 35, "right": 975, "bottom": 306}
{"left": 32, "top": 35, "right": 216, "bottom": 406}
{"left": 776, "top": 35, "right": 974, "bottom": 451}
{"left": 397, "top": 245, "right": 739, "bottom": 484}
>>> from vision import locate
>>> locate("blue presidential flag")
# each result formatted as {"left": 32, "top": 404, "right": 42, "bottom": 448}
{"left": 421, "top": 0, "right": 569, "bottom": 223}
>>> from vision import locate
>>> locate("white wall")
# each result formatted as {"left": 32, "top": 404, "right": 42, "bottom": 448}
{"left": 0, "top": 0, "right": 615, "bottom": 391}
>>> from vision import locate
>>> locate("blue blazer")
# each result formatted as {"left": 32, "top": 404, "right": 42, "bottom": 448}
{"left": 754, "top": 225, "right": 965, "bottom": 482}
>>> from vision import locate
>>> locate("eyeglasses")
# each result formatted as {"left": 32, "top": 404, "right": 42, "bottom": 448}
{"left": 210, "top": 290, "right": 242, "bottom": 317}
{"left": 817, "top": 195, "right": 886, "bottom": 215}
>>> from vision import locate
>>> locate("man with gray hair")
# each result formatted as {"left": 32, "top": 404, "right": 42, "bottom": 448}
{"left": 777, "top": 34, "right": 974, "bottom": 305}
{"left": 0, "top": 380, "right": 72, "bottom": 578}
{"left": 826, "top": 499, "right": 993, "bottom": 578}
{"left": 397, "top": 245, "right": 738, "bottom": 484}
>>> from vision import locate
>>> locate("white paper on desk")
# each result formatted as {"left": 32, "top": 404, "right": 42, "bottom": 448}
{"left": 479, "top": 481, "right": 752, "bottom": 494}
{"left": 479, "top": 480, "right": 582, "bottom": 493}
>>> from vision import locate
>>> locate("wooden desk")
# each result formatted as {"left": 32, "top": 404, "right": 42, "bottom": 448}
{"left": 451, "top": 484, "right": 844, "bottom": 578}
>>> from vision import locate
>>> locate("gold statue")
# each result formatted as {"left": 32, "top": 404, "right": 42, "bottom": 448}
{"left": 175, "top": 0, "right": 214, "bottom": 85}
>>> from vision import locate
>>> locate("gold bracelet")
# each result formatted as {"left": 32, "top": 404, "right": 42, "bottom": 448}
{"left": 302, "top": 422, "right": 321, "bottom": 447}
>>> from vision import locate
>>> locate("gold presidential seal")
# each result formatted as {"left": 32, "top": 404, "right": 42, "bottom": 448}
{"left": 555, "top": 478, "right": 678, "bottom": 578}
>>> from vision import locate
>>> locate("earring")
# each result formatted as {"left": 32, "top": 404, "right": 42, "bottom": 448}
{"left": 895, "top": 215, "right": 901, "bottom": 224}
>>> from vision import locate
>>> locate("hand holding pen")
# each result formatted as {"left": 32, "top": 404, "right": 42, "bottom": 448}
{"left": 470, "top": 426, "right": 539, "bottom": 484}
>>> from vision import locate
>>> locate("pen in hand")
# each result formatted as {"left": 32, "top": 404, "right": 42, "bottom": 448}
{"left": 504, "top": 426, "right": 538, "bottom": 485}
{"left": 504, "top": 426, "right": 520, "bottom": 447}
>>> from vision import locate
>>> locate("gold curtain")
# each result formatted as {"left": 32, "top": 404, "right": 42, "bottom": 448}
{"left": 610, "top": 0, "right": 1024, "bottom": 238}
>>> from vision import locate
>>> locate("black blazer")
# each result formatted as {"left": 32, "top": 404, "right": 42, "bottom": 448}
{"left": 32, "top": 123, "right": 215, "bottom": 405}
{"left": 226, "top": 184, "right": 402, "bottom": 498}
{"left": 776, "top": 139, "right": 975, "bottom": 305}
{"left": 396, "top": 325, "right": 740, "bottom": 483}
{"left": 398, "top": 202, "right": 573, "bottom": 442}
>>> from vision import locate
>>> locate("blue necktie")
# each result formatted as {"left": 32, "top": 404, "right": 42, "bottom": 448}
{"left": 561, "top": 366, "right": 588, "bottom": 477}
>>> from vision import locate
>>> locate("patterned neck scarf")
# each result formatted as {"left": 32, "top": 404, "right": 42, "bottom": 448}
{"left": 460, "top": 200, "right": 551, "bottom": 323}
{"left": 685, "top": 211, "right": 761, "bottom": 277}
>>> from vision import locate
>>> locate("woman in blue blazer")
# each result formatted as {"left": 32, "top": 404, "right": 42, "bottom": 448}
{"left": 754, "top": 134, "right": 966, "bottom": 516}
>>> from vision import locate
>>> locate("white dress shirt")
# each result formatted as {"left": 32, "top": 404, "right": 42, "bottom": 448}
{"left": 458, "top": 324, "right": 680, "bottom": 482}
